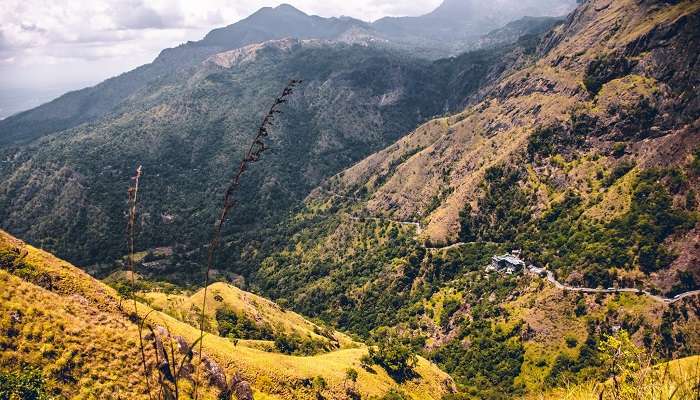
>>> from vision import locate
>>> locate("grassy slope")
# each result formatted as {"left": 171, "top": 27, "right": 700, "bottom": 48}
{"left": 0, "top": 230, "right": 454, "bottom": 399}
{"left": 309, "top": 0, "right": 700, "bottom": 296}
{"left": 142, "top": 282, "right": 358, "bottom": 349}
{"left": 529, "top": 355, "right": 700, "bottom": 400}
{"left": 413, "top": 261, "right": 700, "bottom": 394}
{"left": 506, "top": 280, "right": 700, "bottom": 391}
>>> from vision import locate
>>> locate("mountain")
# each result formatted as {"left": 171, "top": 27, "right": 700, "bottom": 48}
{"left": 0, "top": 23, "right": 549, "bottom": 268}
{"left": 0, "top": 1, "right": 577, "bottom": 147}
{"left": 0, "top": 1, "right": 578, "bottom": 268}
{"left": 2, "top": 0, "right": 700, "bottom": 398}
{"left": 314, "top": 0, "right": 700, "bottom": 292}
{"left": 373, "top": 0, "right": 576, "bottom": 45}
{"left": 0, "top": 229, "right": 454, "bottom": 399}
{"left": 0, "top": 5, "right": 368, "bottom": 147}
{"left": 215, "top": 0, "right": 699, "bottom": 397}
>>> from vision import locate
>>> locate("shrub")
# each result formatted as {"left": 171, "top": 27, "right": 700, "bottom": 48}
{"left": 583, "top": 55, "right": 633, "bottom": 95}
{"left": 215, "top": 308, "right": 273, "bottom": 340}
{"left": 273, "top": 333, "right": 326, "bottom": 356}
{"left": 691, "top": 148, "right": 700, "bottom": 176}
{"left": 0, "top": 368, "right": 48, "bottom": 400}
{"left": 612, "top": 143, "right": 626, "bottom": 158}
{"left": 367, "top": 328, "right": 417, "bottom": 381}
{"left": 603, "top": 161, "right": 635, "bottom": 187}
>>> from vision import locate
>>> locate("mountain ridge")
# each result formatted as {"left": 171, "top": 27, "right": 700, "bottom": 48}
{"left": 0, "top": 0, "right": 576, "bottom": 146}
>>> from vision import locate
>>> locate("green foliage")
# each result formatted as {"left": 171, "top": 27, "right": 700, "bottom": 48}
{"left": 460, "top": 166, "right": 533, "bottom": 243}
{"left": 602, "top": 161, "right": 634, "bottom": 187}
{"left": 583, "top": 55, "right": 633, "bottom": 95}
{"left": 691, "top": 148, "right": 700, "bottom": 176}
{"left": 440, "top": 298, "right": 461, "bottom": 329}
{"left": 433, "top": 318, "right": 524, "bottom": 399}
{"left": 345, "top": 368, "right": 358, "bottom": 384}
{"left": 598, "top": 330, "right": 644, "bottom": 378}
{"left": 671, "top": 271, "right": 697, "bottom": 296}
{"left": 546, "top": 322, "right": 604, "bottom": 386}
{"left": 312, "top": 375, "right": 327, "bottom": 392}
{"left": 273, "top": 333, "right": 327, "bottom": 356}
{"left": 0, "top": 368, "right": 48, "bottom": 400}
{"left": 520, "top": 169, "right": 695, "bottom": 285}
{"left": 367, "top": 328, "right": 418, "bottom": 381}
{"left": 611, "top": 143, "right": 626, "bottom": 158}
{"left": 212, "top": 300, "right": 334, "bottom": 357}
{"left": 254, "top": 214, "right": 435, "bottom": 336}
{"left": 0, "top": 246, "right": 52, "bottom": 289}
{"left": 0, "top": 246, "right": 29, "bottom": 275}
{"left": 575, "top": 297, "right": 587, "bottom": 317}
{"left": 527, "top": 127, "right": 555, "bottom": 158}
{"left": 215, "top": 308, "right": 274, "bottom": 341}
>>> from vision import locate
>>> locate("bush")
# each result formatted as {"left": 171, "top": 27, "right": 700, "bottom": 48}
{"left": 0, "top": 368, "right": 48, "bottom": 400}
{"left": 612, "top": 143, "right": 626, "bottom": 158}
{"left": 215, "top": 308, "right": 273, "bottom": 340}
{"left": 603, "top": 161, "right": 635, "bottom": 187}
{"left": 273, "top": 333, "right": 327, "bottom": 356}
{"left": 367, "top": 328, "right": 417, "bottom": 381}
{"left": 691, "top": 148, "right": 700, "bottom": 176}
{"left": 583, "top": 55, "right": 633, "bottom": 95}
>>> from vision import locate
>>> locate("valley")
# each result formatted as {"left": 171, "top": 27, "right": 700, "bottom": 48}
{"left": 1, "top": 0, "right": 699, "bottom": 399}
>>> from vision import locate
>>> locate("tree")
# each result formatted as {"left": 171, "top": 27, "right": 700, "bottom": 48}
{"left": 312, "top": 376, "right": 327, "bottom": 399}
{"left": 368, "top": 328, "right": 417, "bottom": 381}
{"left": 344, "top": 368, "right": 358, "bottom": 389}
{"left": 598, "top": 330, "right": 645, "bottom": 395}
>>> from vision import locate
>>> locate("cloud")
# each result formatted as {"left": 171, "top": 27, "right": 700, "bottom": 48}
{"left": 110, "top": 0, "right": 190, "bottom": 30}
{"left": 0, "top": 31, "right": 9, "bottom": 51}
{"left": 0, "top": 0, "right": 441, "bottom": 97}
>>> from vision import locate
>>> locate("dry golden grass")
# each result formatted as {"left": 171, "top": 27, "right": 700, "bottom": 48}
{"left": 530, "top": 355, "right": 700, "bottom": 400}
{"left": 142, "top": 282, "right": 358, "bottom": 349}
{"left": 0, "top": 230, "right": 453, "bottom": 399}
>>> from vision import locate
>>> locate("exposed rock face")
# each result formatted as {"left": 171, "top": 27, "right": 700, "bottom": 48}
{"left": 206, "top": 39, "right": 303, "bottom": 69}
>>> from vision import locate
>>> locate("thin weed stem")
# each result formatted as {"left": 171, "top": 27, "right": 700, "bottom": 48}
{"left": 193, "top": 80, "right": 301, "bottom": 399}
{"left": 126, "top": 166, "right": 154, "bottom": 400}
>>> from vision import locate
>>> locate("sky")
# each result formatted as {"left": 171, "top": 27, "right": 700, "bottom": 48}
{"left": 0, "top": 0, "right": 441, "bottom": 119}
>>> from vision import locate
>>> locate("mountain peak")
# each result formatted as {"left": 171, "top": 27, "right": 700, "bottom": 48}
{"left": 274, "top": 3, "right": 306, "bottom": 14}
{"left": 247, "top": 3, "right": 308, "bottom": 20}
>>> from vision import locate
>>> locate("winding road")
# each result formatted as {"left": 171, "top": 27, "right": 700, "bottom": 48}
{"left": 527, "top": 266, "right": 700, "bottom": 304}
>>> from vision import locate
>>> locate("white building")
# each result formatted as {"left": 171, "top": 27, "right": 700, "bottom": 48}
{"left": 487, "top": 252, "right": 526, "bottom": 274}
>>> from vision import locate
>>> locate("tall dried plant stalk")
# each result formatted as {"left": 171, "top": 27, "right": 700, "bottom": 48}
{"left": 193, "top": 80, "right": 301, "bottom": 399}
{"left": 126, "top": 165, "right": 154, "bottom": 400}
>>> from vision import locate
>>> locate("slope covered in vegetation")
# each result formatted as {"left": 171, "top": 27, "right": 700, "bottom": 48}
{"left": 213, "top": 0, "right": 700, "bottom": 398}
{"left": 0, "top": 28, "right": 551, "bottom": 272}
{"left": 316, "top": 0, "right": 700, "bottom": 293}
{"left": 0, "top": 230, "right": 454, "bottom": 399}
